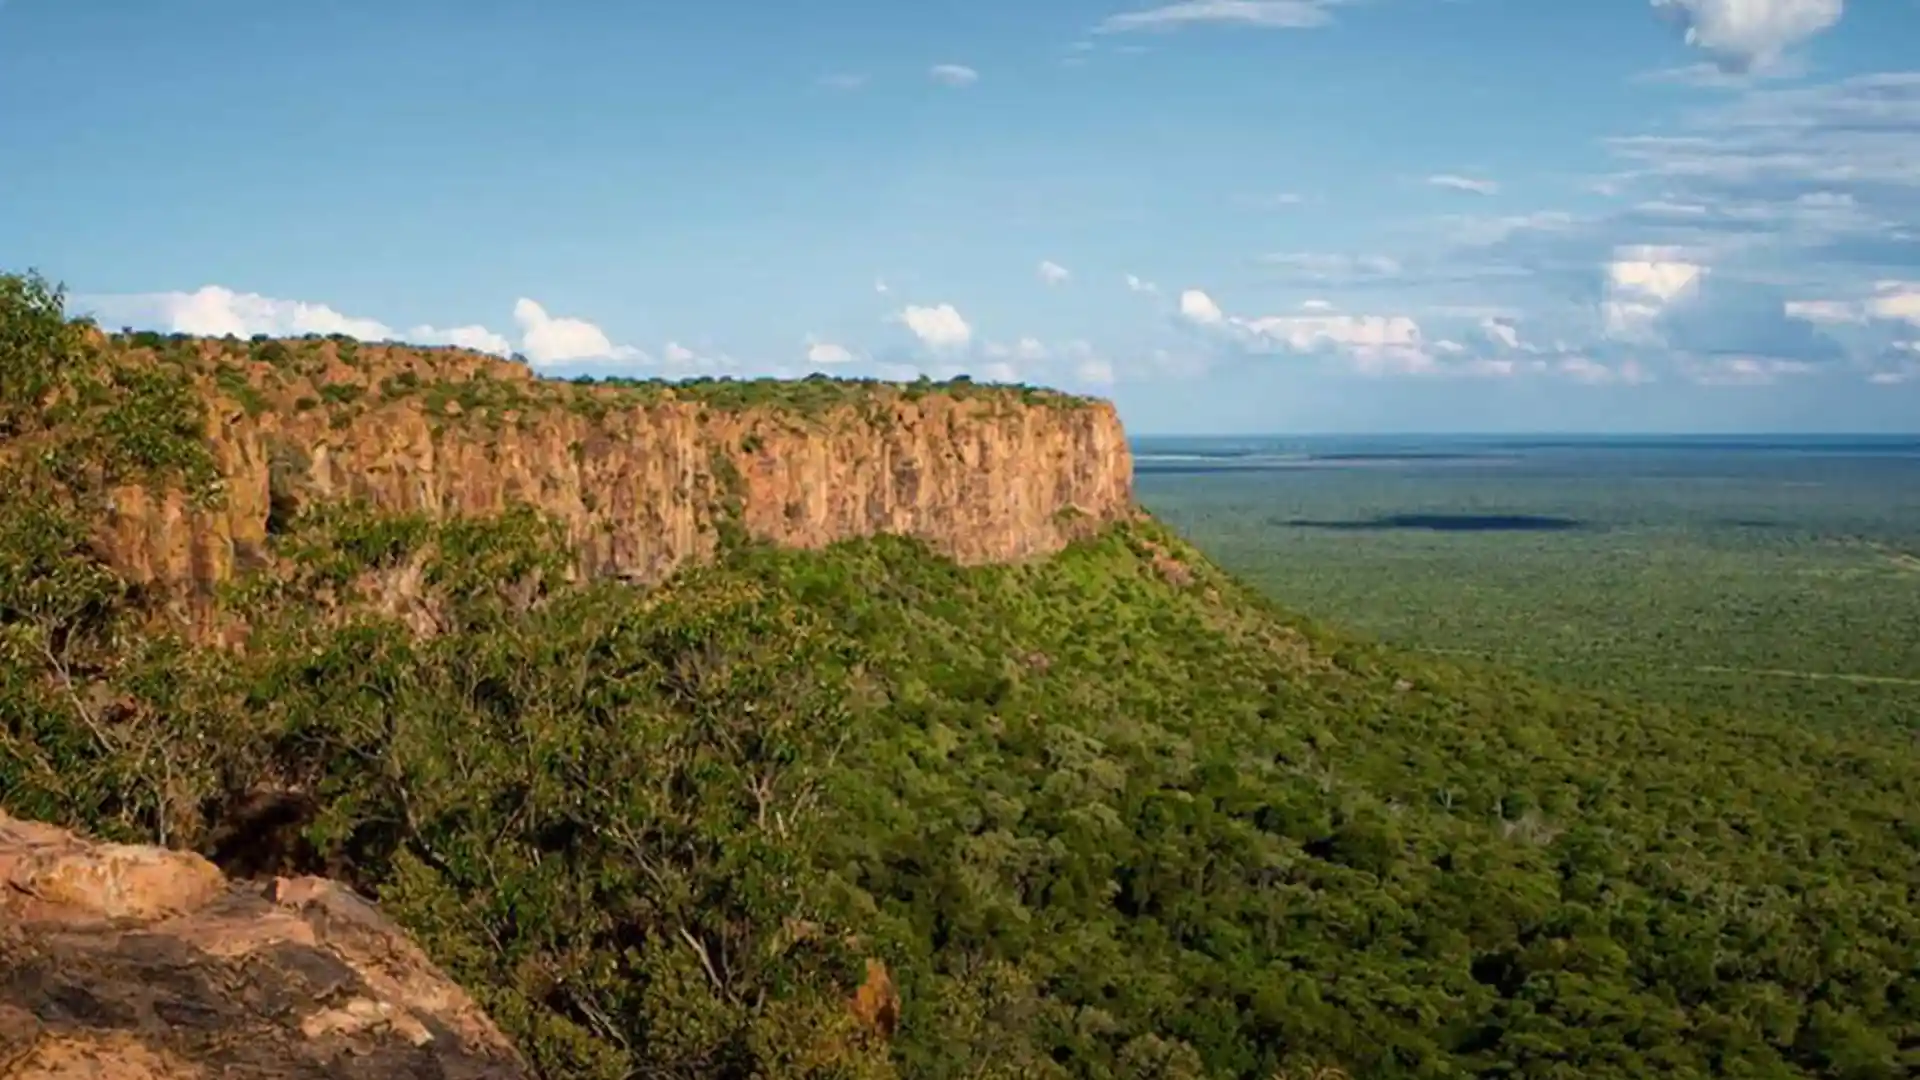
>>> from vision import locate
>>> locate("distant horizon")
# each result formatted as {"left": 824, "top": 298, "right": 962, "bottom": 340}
{"left": 1128, "top": 431, "right": 1920, "bottom": 441}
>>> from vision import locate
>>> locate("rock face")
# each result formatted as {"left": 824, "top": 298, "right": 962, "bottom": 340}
{"left": 0, "top": 810, "right": 530, "bottom": 1079}
{"left": 90, "top": 341, "right": 1135, "bottom": 622}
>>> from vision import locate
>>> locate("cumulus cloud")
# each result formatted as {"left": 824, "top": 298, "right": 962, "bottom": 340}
{"left": 1427, "top": 174, "right": 1500, "bottom": 196}
{"left": 112, "top": 286, "right": 391, "bottom": 342}
{"left": 1868, "top": 340, "right": 1920, "bottom": 384}
{"left": 1602, "top": 246, "right": 1706, "bottom": 341}
{"left": 1785, "top": 281, "right": 1920, "bottom": 381}
{"left": 1651, "top": 0, "right": 1844, "bottom": 75}
{"left": 1589, "top": 243, "right": 1847, "bottom": 378}
{"left": 896, "top": 303, "right": 973, "bottom": 349}
{"left": 82, "top": 285, "right": 662, "bottom": 368}
{"left": 1098, "top": 0, "right": 1350, "bottom": 34}
{"left": 1175, "top": 287, "right": 1666, "bottom": 384}
{"left": 1866, "top": 280, "right": 1920, "bottom": 325}
{"left": 1178, "top": 289, "right": 1225, "bottom": 325}
{"left": 1038, "top": 260, "right": 1071, "bottom": 286}
{"left": 1175, "top": 289, "right": 1433, "bottom": 375}
{"left": 1125, "top": 273, "right": 1159, "bottom": 294}
{"left": 805, "top": 340, "right": 857, "bottom": 365}
{"left": 928, "top": 64, "right": 979, "bottom": 87}
{"left": 431, "top": 324, "right": 516, "bottom": 357}
{"left": 1661, "top": 276, "right": 1845, "bottom": 362}
{"left": 82, "top": 285, "right": 516, "bottom": 358}
{"left": 512, "top": 299, "right": 641, "bottom": 366}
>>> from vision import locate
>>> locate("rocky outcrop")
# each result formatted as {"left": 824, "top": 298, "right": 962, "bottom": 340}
{"left": 91, "top": 340, "right": 1134, "bottom": 620}
{"left": 0, "top": 810, "right": 530, "bottom": 1079}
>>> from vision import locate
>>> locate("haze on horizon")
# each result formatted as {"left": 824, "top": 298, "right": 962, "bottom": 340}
{"left": 2, "top": 0, "right": 1917, "bottom": 435}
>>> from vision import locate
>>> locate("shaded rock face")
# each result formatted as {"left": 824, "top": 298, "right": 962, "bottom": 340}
{"left": 0, "top": 811, "right": 530, "bottom": 1079}
{"left": 92, "top": 350, "right": 1134, "bottom": 624}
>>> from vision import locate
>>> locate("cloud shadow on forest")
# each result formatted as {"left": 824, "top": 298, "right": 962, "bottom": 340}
{"left": 1283, "top": 513, "right": 1587, "bottom": 533}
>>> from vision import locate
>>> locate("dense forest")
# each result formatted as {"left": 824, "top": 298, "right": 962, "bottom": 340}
{"left": 3, "top": 272, "right": 1917, "bottom": 1079}
{"left": 1138, "top": 453, "right": 1920, "bottom": 736}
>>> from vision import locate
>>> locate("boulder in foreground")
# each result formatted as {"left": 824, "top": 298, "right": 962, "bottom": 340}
{"left": 0, "top": 810, "right": 530, "bottom": 1079}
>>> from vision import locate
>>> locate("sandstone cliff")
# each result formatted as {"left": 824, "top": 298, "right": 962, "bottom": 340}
{"left": 91, "top": 336, "right": 1134, "bottom": 619}
{"left": 0, "top": 810, "right": 531, "bottom": 1079}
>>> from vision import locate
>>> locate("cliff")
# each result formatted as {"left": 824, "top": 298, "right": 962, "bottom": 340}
{"left": 89, "top": 335, "right": 1134, "bottom": 620}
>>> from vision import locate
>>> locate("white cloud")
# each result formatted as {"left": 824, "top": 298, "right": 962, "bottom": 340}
{"left": 425, "top": 323, "right": 515, "bottom": 357}
{"left": 130, "top": 285, "right": 392, "bottom": 341}
{"left": 1427, "top": 174, "right": 1500, "bottom": 196}
{"left": 1038, "top": 260, "right": 1071, "bottom": 286}
{"left": 1559, "top": 356, "right": 1656, "bottom": 385}
{"left": 1178, "top": 289, "right": 1225, "bottom": 325}
{"left": 928, "top": 64, "right": 979, "bottom": 87}
{"left": 1782, "top": 298, "right": 1863, "bottom": 324}
{"left": 1682, "top": 355, "right": 1818, "bottom": 385}
{"left": 1174, "top": 287, "right": 1663, "bottom": 384}
{"left": 806, "top": 340, "right": 857, "bottom": 365}
{"left": 1604, "top": 73, "right": 1920, "bottom": 194}
{"left": 873, "top": 278, "right": 891, "bottom": 295}
{"left": 512, "top": 298, "right": 641, "bottom": 366}
{"left": 985, "top": 337, "right": 1051, "bottom": 362}
{"left": 1602, "top": 246, "right": 1706, "bottom": 341}
{"left": 1867, "top": 281, "right": 1920, "bottom": 325}
{"left": 1651, "top": 0, "right": 1844, "bottom": 75}
{"left": 1075, "top": 356, "right": 1118, "bottom": 385}
{"left": 1258, "top": 252, "right": 1404, "bottom": 284}
{"left": 82, "top": 285, "right": 660, "bottom": 367}
{"left": 896, "top": 303, "right": 973, "bottom": 349}
{"left": 1176, "top": 288, "right": 1436, "bottom": 375}
{"left": 1868, "top": 340, "right": 1920, "bottom": 384}
{"left": 1238, "top": 312, "right": 1430, "bottom": 373}
{"left": 1243, "top": 191, "right": 1306, "bottom": 207}
{"left": 80, "top": 285, "right": 518, "bottom": 358}
{"left": 1479, "top": 317, "right": 1522, "bottom": 351}
{"left": 1098, "top": 1, "right": 1350, "bottom": 34}
{"left": 1125, "top": 273, "right": 1159, "bottom": 294}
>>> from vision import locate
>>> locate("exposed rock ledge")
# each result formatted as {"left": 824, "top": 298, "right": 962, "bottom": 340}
{"left": 0, "top": 810, "right": 529, "bottom": 1079}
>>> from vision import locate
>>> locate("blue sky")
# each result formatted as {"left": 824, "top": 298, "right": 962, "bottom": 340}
{"left": 3, "top": 0, "right": 1917, "bottom": 434}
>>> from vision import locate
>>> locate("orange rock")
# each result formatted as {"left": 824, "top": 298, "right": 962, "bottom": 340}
{"left": 0, "top": 811, "right": 529, "bottom": 1079}
{"left": 83, "top": 346, "right": 1133, "bottom": 636}
{"left": 0, "top": 812, "right": 224, "bottom": 924}
{"left": 850, "top": 958, "right": 900, "bottom": 1042}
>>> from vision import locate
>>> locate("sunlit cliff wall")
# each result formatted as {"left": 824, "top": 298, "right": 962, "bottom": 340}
{"left": 90, "top": 337, "right": 1135, "bottom": 613}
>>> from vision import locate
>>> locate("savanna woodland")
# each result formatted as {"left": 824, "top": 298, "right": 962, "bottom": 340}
{"left": 1, "top": 271, "right": 1916, "bottom": 1080}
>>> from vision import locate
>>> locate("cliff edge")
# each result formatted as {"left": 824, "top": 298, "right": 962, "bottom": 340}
{"left": 89, "top": 333, "right": 1134, "bottom": 620}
